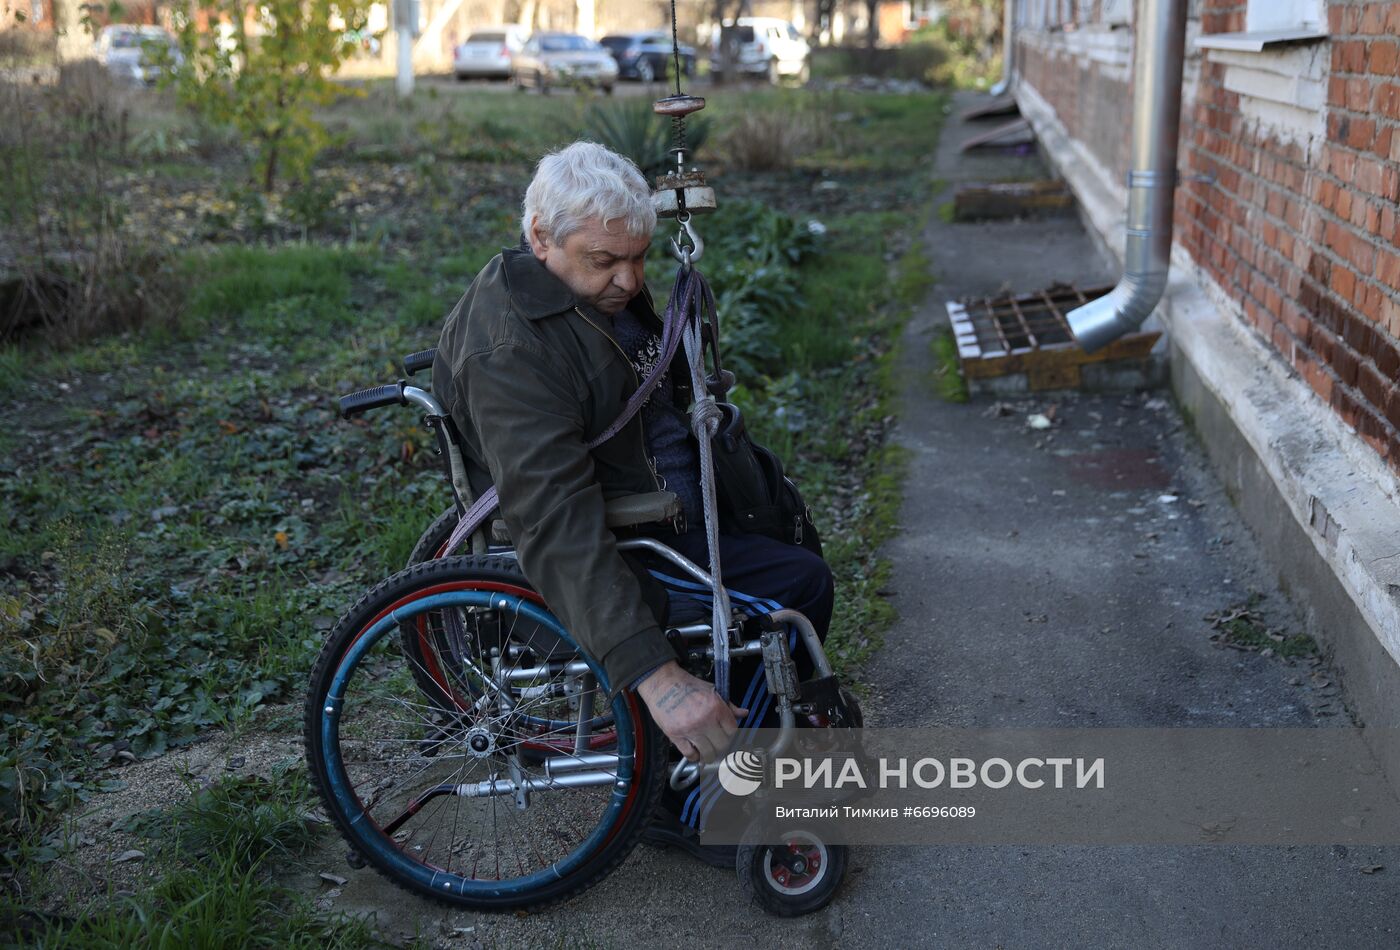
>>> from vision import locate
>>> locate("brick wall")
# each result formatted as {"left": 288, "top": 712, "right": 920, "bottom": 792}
{"left": 1017, "top": 31, "right": 1134, "bottom": 184}
{"left": 1017, "top": 0, "right": 1400, "bottom": 472}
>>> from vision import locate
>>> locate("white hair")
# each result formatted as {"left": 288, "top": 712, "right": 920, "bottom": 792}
{"left": 521, "top": 141, "right": 656, "bottom": 249}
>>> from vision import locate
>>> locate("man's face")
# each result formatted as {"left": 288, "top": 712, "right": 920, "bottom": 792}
{"left": 530, "top": 215, "right": 650, "bottom": 316}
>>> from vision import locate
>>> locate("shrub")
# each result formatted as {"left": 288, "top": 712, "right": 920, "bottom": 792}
{"left": 0, "top": 36, "right": 183, "bottom": 345}
{"left": 717, "top": 111, "right": 812, "bottom": 172}
{"left": 583, "top": 99, "right": 712, "bottom": 177}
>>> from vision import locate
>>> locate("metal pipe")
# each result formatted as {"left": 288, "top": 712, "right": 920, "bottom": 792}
{"left": 452, "top": 769, "right": 620, "bottom": 798}
{"left": 989, "top": 0, "right": 1015, "bottom": 96}
{"left": 1066, "top": 0, "right": 1189, "bottom": 353}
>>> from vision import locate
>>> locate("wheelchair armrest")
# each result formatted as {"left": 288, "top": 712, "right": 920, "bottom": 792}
{"left": 484, "top": 492, "right": 679, "bottom": 543}
{"left": 604, "top": 491, "right": 680, "bottom": 528}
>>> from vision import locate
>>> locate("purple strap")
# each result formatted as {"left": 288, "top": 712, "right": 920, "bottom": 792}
{"left": 441, "top": 269, "right": 707, "bottom": 558}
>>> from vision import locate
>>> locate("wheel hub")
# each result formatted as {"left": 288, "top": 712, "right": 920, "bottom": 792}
{"left": 464, "top": 725, "right": 496, "bottom": 758}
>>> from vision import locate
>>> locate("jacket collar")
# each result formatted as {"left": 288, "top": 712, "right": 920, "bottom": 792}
{"left": 502, "top": 245, "right": 661, "bottom": 326}
{"left": 503, "top": 246, "right": 576, "bottom": 319}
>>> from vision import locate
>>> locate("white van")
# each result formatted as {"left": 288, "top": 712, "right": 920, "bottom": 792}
{"left": 711, "top": 17, "right": 810, "bottom": 82}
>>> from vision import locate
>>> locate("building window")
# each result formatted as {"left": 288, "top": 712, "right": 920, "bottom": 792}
{"left": 1247, "top": 0, "right": 1323, "bottom": 33}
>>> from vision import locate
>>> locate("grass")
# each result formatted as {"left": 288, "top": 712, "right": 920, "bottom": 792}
{"left": 930, "top": 329, "right": 970, "bottom": 403}
{"left": 2, "top": 83, "right": 949, "bottom": 931}
{"left": 1207, "top": 599, "right": 1318, "bottom": 659}
{"left": 15, "top": 769, "right": 386, "bottom": 948}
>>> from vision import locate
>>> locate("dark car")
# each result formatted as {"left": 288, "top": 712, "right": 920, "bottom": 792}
{"left": 599, "top": 32, "right": 695, "bottom": 83}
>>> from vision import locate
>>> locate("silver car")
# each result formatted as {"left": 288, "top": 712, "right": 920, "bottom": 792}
{"left": 453, "top": 26, "right": 526, "bottom": 80}
{"left": 512, "top": 33, "right": 618, "bottom": 94}
{"left": 95, "top": 24, "right": 182, "bottom": 85}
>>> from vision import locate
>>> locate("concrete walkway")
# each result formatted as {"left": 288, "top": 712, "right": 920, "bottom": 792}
{"left": 320, "top": 92, "right": 1399, "bottom": 948}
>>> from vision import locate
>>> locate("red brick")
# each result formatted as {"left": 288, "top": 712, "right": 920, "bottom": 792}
{"left": 1333, "top": 385, "right": 1363, "bottom": 430}
{"left": 1336, "top": 187, "right": 1354, "bottom": 219}
{"left": 1341, "top": 39, "right": 1368, "bottom": 73}
{"left": 1333, "top": 261, "right": 1358, "bottom": 301}
{"left": 1370, "top": 40, "right": 1400, "bottom": 75}
{"left": 1376, "top": 337, "right": 1400, "bottom": 380}
{"left": 1312, "top": 324, "right": 1338, "bottom": 364}
{"left": 1374, "top": 83, "right": 1400, "bottom": 120}
{"left": 1376, "top": 127, "right": 1395, "bottom": 161}
{"left": 1361, "top": 283, "right": 1385, "bottom": 322}
{"left": 1344, "top": 309, "right": 1380, "bottom": 355}
{"left": 1376, "top": 249, "right": 1400, "bottom": 286}
{"left": 1329, "top": 76, "right": 1348, "bottom": 106}
{"left": 1329, "top": 147, "right": 1357, "bottom": 182}
{"left": 1348, "top": 117, "right": 1378, "bottom": 150}
{"left": 1334, "top": 341, "right": 1362, "bottom": 386}
{"left": 1386, "top": 384, "right": 1400, "bottom": 430}
{"left": 1362, "top": 4, "right": 1389, "bottom": 35}
{"left": 1385, "top": 296, "right": 1400, "bottom": 337}
{"left": 1349, "top": 78, "right": 1373, "bottom": 111}
{"left": 1307, "top": 360, "right": 1336, "bottom": 405}
{"left": 1359, "top": 361, "right": 1390, "bottom": 408}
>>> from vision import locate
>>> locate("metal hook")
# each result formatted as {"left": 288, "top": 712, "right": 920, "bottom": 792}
{"left": 668, "top": 213, "right": 703, "bottom": 269}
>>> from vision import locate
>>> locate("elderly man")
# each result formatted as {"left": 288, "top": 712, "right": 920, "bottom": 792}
{"left": 431, "top": 142, "right": 833, "bottom": 824}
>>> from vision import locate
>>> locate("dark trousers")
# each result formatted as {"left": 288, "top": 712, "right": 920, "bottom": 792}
{"left": 635, "top": 530, "right": 834, "bottom": 829}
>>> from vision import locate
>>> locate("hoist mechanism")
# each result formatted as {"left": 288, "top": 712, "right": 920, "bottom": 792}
{"left": 651, "top": 0, "right": 715, "bottom": 268}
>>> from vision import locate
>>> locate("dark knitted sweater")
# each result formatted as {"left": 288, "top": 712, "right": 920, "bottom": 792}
{"left": 610, "top": 304, "right": 703, "bottom": 528}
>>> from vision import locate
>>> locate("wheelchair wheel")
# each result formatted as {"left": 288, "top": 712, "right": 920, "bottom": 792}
{"left": 736, "top": 821, "right": 847, "bottom": 917}
{"left": 400, "top": 509, "right": 617, "bottom": 752}
{"left": 405, "top": 504, "right": 458, "bottom": 567}
{"left": 399, "top": 505, "right": 461, "bottom": 707}
{"left": 305, "top": 555, "right": 665, "bottom": 911}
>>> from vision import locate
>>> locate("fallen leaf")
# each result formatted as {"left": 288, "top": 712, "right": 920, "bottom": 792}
{"left": 1358, "top": 864, "right": 1384, "bottom": 874}
{"left": 114, "top": 849, "right": 145, "bottom": 863}
{"left": 319, "top": 872, "right": 349, "bottom": 886}
{"left": 218, "top": 420, "right": 242, "bottom": 435}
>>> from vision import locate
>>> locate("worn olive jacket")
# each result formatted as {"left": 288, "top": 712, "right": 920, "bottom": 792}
{"left": 431, "top": 247, "right": 687, "bottom": 694}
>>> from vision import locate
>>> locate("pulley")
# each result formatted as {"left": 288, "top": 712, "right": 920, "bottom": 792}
{"left": 651, "top": 94, "right": 717, "bottom": 220}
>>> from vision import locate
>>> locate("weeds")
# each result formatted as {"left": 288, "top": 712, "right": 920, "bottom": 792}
{"left": 22, "top": 770, "right": 384, "bottom": 948}
{"left": 930, "top": 329, "right": 970, "bottom": 403}
{"left": 1207, "top": 600, "right": 1317, "bottom": 659}
{"left": 0, "top": 53, "right": 184, "bottom": 345}
{"left": 718, "top": 111, "right": 813, "bottom": 172}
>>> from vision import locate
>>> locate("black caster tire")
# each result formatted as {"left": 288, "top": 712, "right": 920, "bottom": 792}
{"left": 736, "top": 823, "right": 846, "bottom": 917}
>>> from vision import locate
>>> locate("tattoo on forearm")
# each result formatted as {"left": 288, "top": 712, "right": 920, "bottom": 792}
{"left": 656, "top": 684, "right": 700, "bottom": 713}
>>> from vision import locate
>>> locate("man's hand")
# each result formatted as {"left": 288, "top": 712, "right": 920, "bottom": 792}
{"left": 635, "top": 661, "right": 748, "bottom": 764}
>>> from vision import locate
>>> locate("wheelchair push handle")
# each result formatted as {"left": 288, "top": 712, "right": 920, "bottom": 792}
{"left": 339, "top": 382, "right": 407, "bottom": 419}
{"left": 402, "top": 348, "right": 437, "bottom": 376}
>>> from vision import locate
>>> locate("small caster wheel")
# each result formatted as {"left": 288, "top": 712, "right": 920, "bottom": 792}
{"left": 346, "top": 848, "right": 366, "bottom": 870}
{"left": 736, "top": 824, "right": 846, "bottom": 917}
{"left": 837, "top": 685, "right": 864, "bottom": 728}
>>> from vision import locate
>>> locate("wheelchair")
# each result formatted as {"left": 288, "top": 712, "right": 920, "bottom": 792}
{"left": 303, "top": 349, "right": 860, "bottom": 917}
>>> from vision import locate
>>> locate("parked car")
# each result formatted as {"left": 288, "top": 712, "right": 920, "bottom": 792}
{"left": 512, "top": 33, "right": 618, "bottom": 93}
{"left": 453, "top": 25, "right": 526, "bottom": 80}
{"left": 710, "top": 17, "right": 809, "bottom": 83}
{"left": 94, "top": 24, "right": 181, "bottom": 86}
{"left": 599, "top": 31, "right": 695, "bottom": 83}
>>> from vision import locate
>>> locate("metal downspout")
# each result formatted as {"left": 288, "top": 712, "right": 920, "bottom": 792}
{"left": 989, "top": 0, "right": 1015, "bottom": 96}
{"left": 1067, "top": 0, "right": 1189, "bottom": 353}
